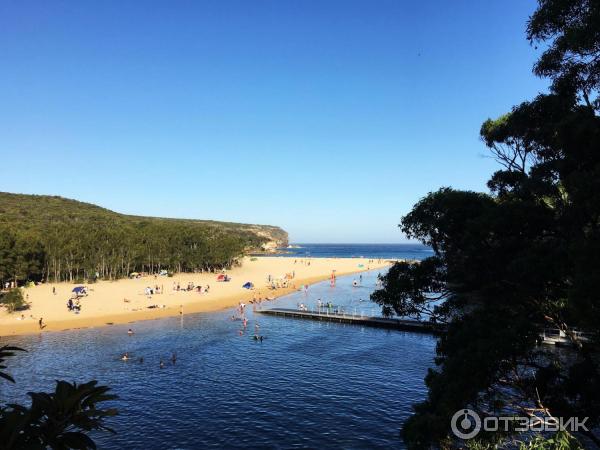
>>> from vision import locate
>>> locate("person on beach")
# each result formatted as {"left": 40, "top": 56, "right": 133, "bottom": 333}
{"left": 38, "top": 317, "right": 45, "bottom": 330}
{"left": 52, "top": 287, "right": 56, "bottom": 295}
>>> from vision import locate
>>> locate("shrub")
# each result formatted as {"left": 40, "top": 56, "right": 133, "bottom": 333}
{"left": 0, "top": 288, "right": 29, "bottom": 313}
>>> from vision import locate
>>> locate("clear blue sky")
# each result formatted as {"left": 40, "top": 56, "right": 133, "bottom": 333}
{"left": 0, "top": 0, "right": 548, "bottom": 243}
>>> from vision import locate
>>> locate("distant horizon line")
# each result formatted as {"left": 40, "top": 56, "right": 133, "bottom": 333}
{"left": 287, "top": 242, "right": 425, "bottom": 245}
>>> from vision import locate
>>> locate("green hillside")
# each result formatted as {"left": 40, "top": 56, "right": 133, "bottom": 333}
{"left": 0, "top": 192, "right": 288, "bottom": 284}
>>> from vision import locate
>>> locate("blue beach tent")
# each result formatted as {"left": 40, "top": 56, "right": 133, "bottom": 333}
{"left": 242, "top": 282, "right": 254, "bottom": 289}
{"left": 71, "top": 286, "right": 88, "bottom": 297}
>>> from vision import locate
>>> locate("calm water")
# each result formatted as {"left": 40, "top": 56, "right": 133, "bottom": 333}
{"left": 2, "top": 270, "right": 436, "bottom": 449}
{"left": 275, "top": 243, "right": 433, "bottom": 260}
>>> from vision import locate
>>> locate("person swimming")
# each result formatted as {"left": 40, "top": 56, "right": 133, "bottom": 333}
{"left": 171, "top": 352, "right": 177, "bottom": 364}
{"left": 121, "top": 352, "right": 130, "bottom": 361}
{"left": 159, "top": 359, "right": 164, "bottom": 369}
{"left": 127, "top": 328, "right": 134, "bottom": 336}
{"left": 139, "top": 357, "right": 144, "bottom": 363}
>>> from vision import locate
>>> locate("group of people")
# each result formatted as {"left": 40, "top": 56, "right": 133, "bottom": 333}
{"left": 120, "top": 351, "right": 177, "bottom": 368}
{"left": 231, "top": 302, "right": 265, "bottom": 342}
{"left": 66, "top": 298, "right": 81, "bottom": 312}
{"left": 144, "top": 285, "right": 163, "bottom": 296}
{"left": 316, "top": 299, "right": 335, "bottom": 310}
{"left": 121, "top": 330, "right": 177, "bottom": 368}
{"left": 172, "top": 282, "right": 210, "bottom": 293}
{"left": 293, "top": 259, "right": 311, "bottom": 266}
{"left": 367, "top": 259, "right": 383, "bottom": 264}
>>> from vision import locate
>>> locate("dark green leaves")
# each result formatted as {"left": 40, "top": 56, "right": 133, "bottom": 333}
{"left": 0, "top": 345, "right": 117, "bottom": 449}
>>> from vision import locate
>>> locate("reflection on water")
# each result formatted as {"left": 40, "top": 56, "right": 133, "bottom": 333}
{"left": 2, "top": 270, "right": 436, "bottom": 449}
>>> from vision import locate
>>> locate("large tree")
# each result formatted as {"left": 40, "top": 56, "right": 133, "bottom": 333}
{"left": 372, "top": 0, "right": 600, "bottom": 447}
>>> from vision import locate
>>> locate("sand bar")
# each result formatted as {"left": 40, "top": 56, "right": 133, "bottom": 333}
{"left": 0, "top": 257, "right": 391, "bottom": 337}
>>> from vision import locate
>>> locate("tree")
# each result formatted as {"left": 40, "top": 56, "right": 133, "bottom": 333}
{"left": 371, "top": 0, "right": 600, "bottom": 447}
{"left": 0, "top": 289, "right": 28, "bottom": 313}
{"left": 0, "top": 345, "right": 118, "bottom": 450}
{"left": 0, "top": 192, "right": 285, "bottom": 284}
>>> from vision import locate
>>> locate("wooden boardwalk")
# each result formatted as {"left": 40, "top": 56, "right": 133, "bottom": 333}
{"left": 256, "top": 308, "right": 446, "bottom": 335}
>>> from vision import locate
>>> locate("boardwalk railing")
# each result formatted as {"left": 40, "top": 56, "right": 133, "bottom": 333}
{"left": 256, "top": 308, "right": 446, "bottom": 335}
{"left": 257, "top": 308, "right": 592, "bottom": 347}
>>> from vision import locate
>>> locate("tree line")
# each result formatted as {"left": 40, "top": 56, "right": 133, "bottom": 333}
{"left": 0, "top": 193, "right": 286, "bottom": 285}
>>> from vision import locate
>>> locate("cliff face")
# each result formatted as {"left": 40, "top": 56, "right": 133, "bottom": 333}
{"left": 245, "top": 225, "right": 288, "bottom": 252}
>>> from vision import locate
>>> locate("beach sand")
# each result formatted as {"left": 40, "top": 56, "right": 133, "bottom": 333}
{"left": 0, "top": 257, "right": 391, "bottom": 337}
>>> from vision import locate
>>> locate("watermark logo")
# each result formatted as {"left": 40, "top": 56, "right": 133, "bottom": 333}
{"left": 451, "top": 409, "right": 481, "bottom": 439}
{"left": 450, "top": 409, "right": 589, "bottom": 440}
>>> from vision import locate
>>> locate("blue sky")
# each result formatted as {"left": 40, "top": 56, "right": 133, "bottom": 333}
{"left": 0, "top": 0, "right": 548, "bottom": 243}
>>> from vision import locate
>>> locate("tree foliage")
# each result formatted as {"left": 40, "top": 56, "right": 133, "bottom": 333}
{"left": 372, "top": 0, "right": 600, "bottom": 447}
{"left": 0, "top": 345, "right": 117, "bottom": 450}
{"left": 0, "top": 289, "right": 28, "bottom": 314}
{"left": 0, "top": 193, "right": 288, "bottom": 285}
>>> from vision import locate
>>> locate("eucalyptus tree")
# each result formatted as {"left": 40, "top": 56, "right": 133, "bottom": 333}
{"left": 372, "top": 0, "right": 600, "bottom": 447}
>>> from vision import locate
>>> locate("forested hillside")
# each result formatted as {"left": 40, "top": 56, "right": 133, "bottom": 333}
{"left": 0, "top": 192, "right": 288, "bottom": 284}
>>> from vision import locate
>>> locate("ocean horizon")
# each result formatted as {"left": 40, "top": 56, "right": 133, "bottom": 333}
{"left": 275, "top": 242, "right": 433, "bottom": 260}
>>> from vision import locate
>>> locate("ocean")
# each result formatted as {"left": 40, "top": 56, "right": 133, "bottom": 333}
{"left": 273, "top": 243, "right": 433, "bottom": 260}
{"left": 2, "top": 249, "right": 436, "bottom": 449}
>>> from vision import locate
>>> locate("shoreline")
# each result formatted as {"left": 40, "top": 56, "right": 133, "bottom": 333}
{"left": 0, "top": 257, "right": 392, "bottom": 338}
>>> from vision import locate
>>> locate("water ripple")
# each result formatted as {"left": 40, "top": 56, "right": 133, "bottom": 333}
{"left": 2, "top": 270, "right": 435, "bottom": 449}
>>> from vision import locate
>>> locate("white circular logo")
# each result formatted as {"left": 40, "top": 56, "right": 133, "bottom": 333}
{"left": 451, "top": 409, "right": 481, "bottom": 439}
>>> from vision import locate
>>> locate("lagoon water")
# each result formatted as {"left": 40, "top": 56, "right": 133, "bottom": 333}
{"left": 2, "top": 262, "right": 436, "bottom": 449}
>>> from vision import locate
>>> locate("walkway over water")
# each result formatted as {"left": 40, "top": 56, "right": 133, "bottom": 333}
{"left": 257, "top": 308, "right": 446, "bottom": 335}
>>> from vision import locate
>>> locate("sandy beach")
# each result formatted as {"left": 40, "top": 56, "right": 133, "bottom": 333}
{"left": 0, "top": 257, "right": 391, "bottom": 337}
